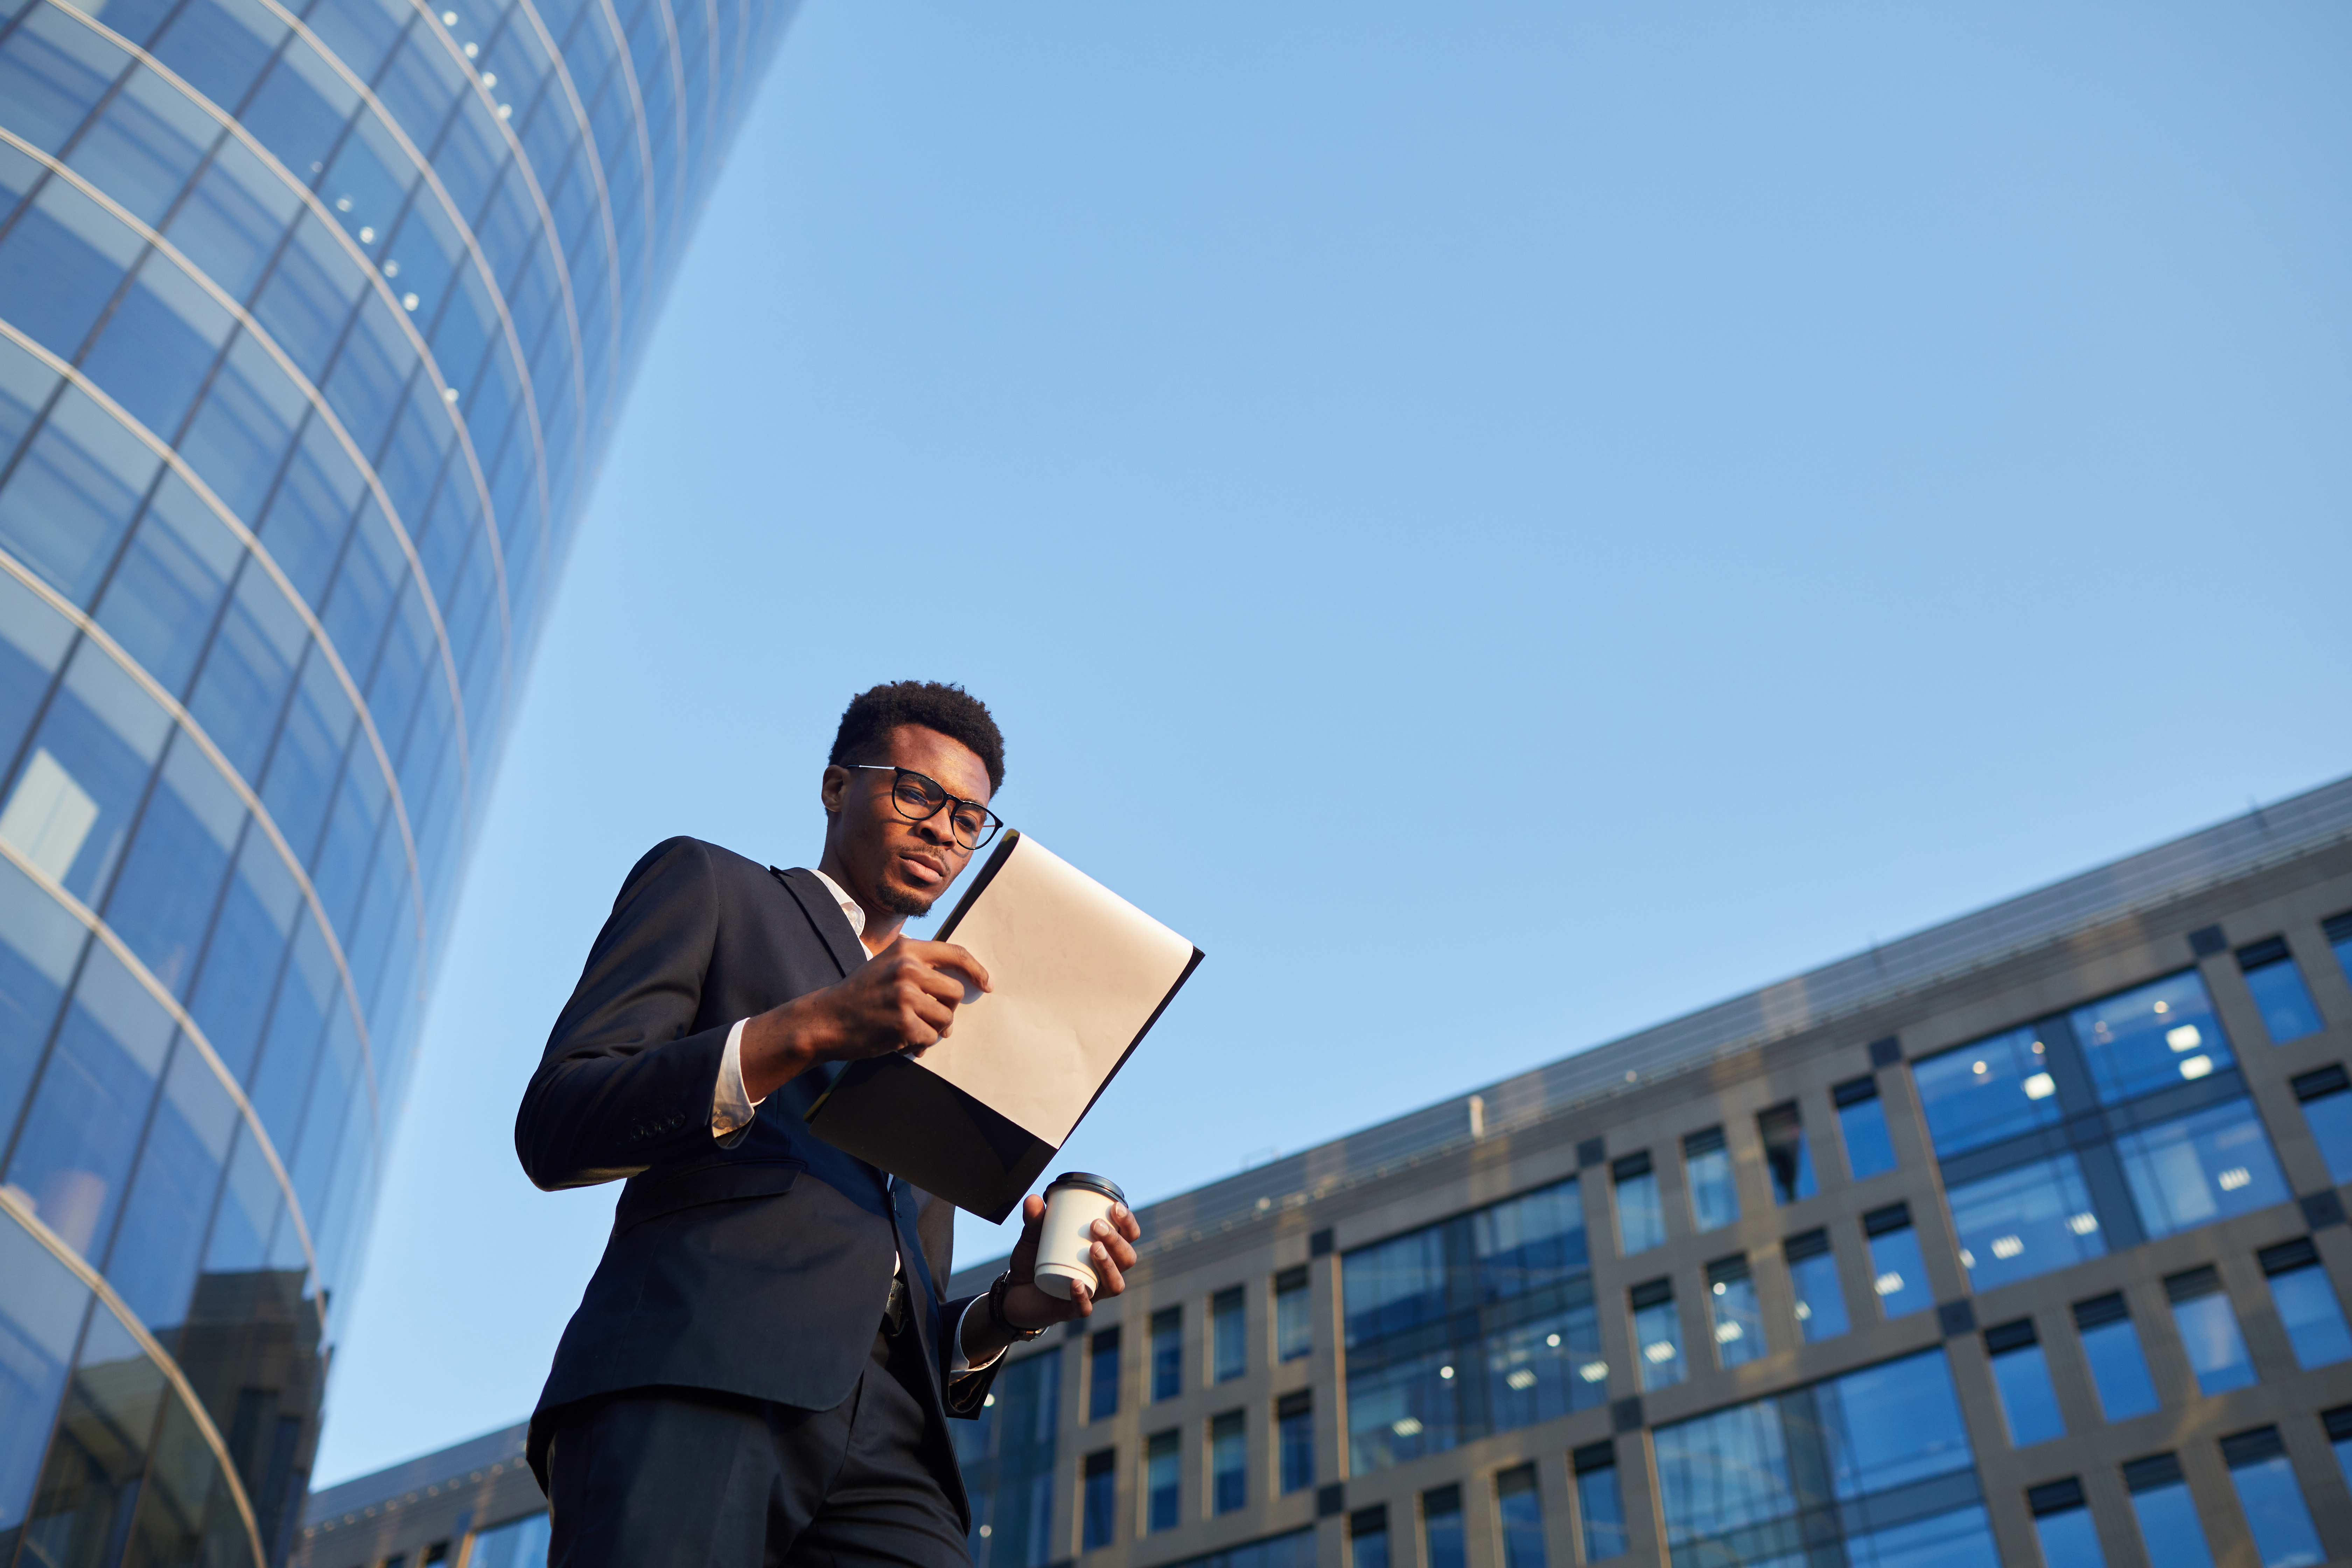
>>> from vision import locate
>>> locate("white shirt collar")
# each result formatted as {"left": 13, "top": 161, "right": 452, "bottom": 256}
{"left": 807, "top": 867, "right": 867, "bottom": 945}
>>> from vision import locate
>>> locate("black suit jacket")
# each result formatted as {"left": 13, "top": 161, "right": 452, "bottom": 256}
{"left": 518, "top": 838, "right": 997, "bottom": 1506}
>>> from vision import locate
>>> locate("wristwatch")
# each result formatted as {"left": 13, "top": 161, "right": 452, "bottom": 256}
{"left": 990, "top": 1270, "right": 1048, "bottom": 1341}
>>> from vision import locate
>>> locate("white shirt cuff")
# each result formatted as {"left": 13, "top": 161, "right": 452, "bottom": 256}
{"left": 712, "top": 1017, "right": 761, "bottom": 1146}
{"left": 952, "top": 1294, "right": 1002, "bottom": 1374}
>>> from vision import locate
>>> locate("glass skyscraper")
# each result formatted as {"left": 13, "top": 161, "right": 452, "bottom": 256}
{"left": 0, "top": 0, "right": 795, "bottom": 1553}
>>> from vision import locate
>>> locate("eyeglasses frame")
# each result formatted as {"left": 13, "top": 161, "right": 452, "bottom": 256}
{"left": 845, "top": 764, "right": 1004, "bottom": 851}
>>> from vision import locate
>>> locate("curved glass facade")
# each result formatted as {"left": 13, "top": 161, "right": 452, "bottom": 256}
{"left": 0, "top": 0, "right": 795, "bottom": 1552}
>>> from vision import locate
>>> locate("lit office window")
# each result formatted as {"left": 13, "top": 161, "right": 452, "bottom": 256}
{"left": 2220, "top": 1427, "right": 2325, "bottom": 1568}
{"left": 1152, "top": 1308, "right": 1183, "bottom": 1401}
{"left": 1834, "top": 1076, "right": 1897, "bottom": 1180}
{"left": 1495, "top": 1466, "right": 1545, "bottom": 1568}
{"left": 1913, "top": 1025, "right": 2062, "bottom": 1157}
{"left": 1983, "top": 1319, "right": 2065, "bottom": 1447}
{"left": 1757, "top": 1102, "right": 1815, "bottom": 1205}
{"left": 1090, "top": 1327, "right": 1121, "bottom": 1421}
{"left": 2165, "top": 1267, "right": 2255, "bottom": 1396}
{"left": 1274, "top": 1266, "right": 1312, "bottom": 1362}
{"left": 1211, "top": 1411, "right": 1246, "bottom": 1515}
{"left": 1707, "top": 1255, "right": 1764, "bottom": 1368}
{"left": 2115, "top": 1099, "right": 2290, "bottom": 1239}
{"left": 1862, "top": 1204, "right": 1930, "bottom": 1320}
{"left": 1572, "top": 1442, "right": 1628, "bottom": 1562}
{"left": 2028, "top": 1479, "right": 2105, "bottom": 1567}
{"left": 2073, "top": 1294, "right": 2160, "bottom": 1421}
{"left": 1212, "top": 1287, "right": 1246, "bottom": 1383}
{"left": 1082, "top": 1450, "right": 1116, "bottom": 1551}
{"left": 2124, "top": 1454, "right": 2215, "bottom": 1568}
{"left": 1421, "top": 1484, "right": 1465, "bottom": 1568}
{"left": 1785, "top": 1228, "right": 1849, "bottom": 1342}
{"left": 1631, "top": 1278, "right": 1684, "bottom": 1390}
{"left": 1945, "top": 1152, "right": 2105, "bottom": 1290}
{"left": 1612, "top": 1153, "right": 1665, "bottom": 1254}
{"left": 1350, "top": 1507, "right": 1389, "bottom": 1568}
{"left": 1276, "top": 1392, "right": 1312, "bottom": 1494}
{"left": 1145, "top": 1430, "right": 1180, "bottom": 1533}
{"left": 2073, "top": 971, "right": 2234, "bottom": 1106}
{"left": 2290, "top": 1067, "right": 2352, "bottom": 1185}
{"left": 2325, "top": 1405, "right": 2352, "bottom": 1490}
{"left": 1683, "top": 1127, "right": 1738, "bottom": 1233}
{"left": 2238, "top": 938, "right": 2324, "bottom": 1045}
{"left": 1484, "top": 1298, "right": 1605, "bottom": 1432}
{"left": 2259, "top": 1239, "right": 2352, "bottom": 1370}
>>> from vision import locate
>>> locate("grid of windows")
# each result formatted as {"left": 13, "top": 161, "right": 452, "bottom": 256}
{"left": 957, "top": 1350, "right": 1061, "bottom": 1568}
{"left": 0, "top": 0, "right": 790, "bottom": 1552}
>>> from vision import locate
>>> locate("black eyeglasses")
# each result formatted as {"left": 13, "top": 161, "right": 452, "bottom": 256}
{"left": 849, "top": 765, "right": 1004, "bottom": 851}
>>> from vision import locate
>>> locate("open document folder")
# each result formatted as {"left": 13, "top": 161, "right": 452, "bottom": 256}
{"left": 805, "top": 831, "right": 1204, "bottom": 1221}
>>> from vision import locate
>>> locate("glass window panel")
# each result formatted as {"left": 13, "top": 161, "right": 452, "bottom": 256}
{"left": 0, "top": 5, "right": 128, "bottom": 152}
{"left": 2169, "top": 1290, "right": 2255, "bottom": 1395}
{"left": 1485, "top": 1298, "right": 1605, "bottom": 1429}
{"left": 1614, "top": 1169, "right": 1663, "bottom": 1255}
{"left": 258, "top": 414, "right": 367, "bottom": 610}
{"left": 1789, "top": 1246, "right": 1848, "bottom": 1342}
{"left": 1144, "top": 1430, "right": 1178, "bottom": 1533}
{"left": 2116, "top": 1098, "right": 2290, "bottom": 1240}
{"left": 239, "top": 37, "right": 359, "bottom": 195}
{"left": 0, "top": 855, "right": 86, "bottom": 1123}
{"left": 0, "top": 1212, "right": 96, "bottom": 1541}
{"left": 1351, "top": 1518, "right": 1388, "bottom": 1568}
{"left": 164, "top": 136, "right": 303, "bottom": 303}
{"left": 183, "top": 827, "right": 298, "bottom": 1079}
{"left": 1633, "top": 1294, "right": 1683, "bottom": 1391}
{"left": 1277, "top": 1404, "right": 1311, "bottom": 1494}
{"left": 1843, "top": 1504, "right": 2000, "bottom": 1568}
{"left": 0, "top": 386, "right": 159, "bottom": 604}
{"left": 466, "top": 1512, "right": 551, "bottom": 1568}
{"left": 1989, "top": 1343, "right": 2065, "bottom": 1447}
{"left": 98, "top": 732, "right": 244, "bottom": 995}
{"left": 2074, "top": 971, "right": 2231, "bottom": 1106}
{"left": 1839, "top": 1090, "right": 1897, "bottom": 1180}
{"left": 1494, "top": 1470, "right": 1544, "bottom": 1568}
{"left": 299, "top": 0, "right": 412, "bottom": 84}
{"left": 251, "top": 211, "right": 368, "bottom": 385}
{"left": 2078, "top": 1317, "right": 2159, "bottom": 1421}
{"left": 1913, "top": 1025, "right": 2058, "bottom": 1158}
{"left": 2032, "top": 1506, "right": 2106, "bottom": 1568}
{"left": 2303, "top": 1086, "right": 2352, "bottom": 1185}
{"left": 8, "top": 644, "right": 170, "bottom": 908}
{"left": 1421, "top": 1487, "right": 1463, "bottom": 1568}
{"left": 178, "top": 331, "right": 309, "bottom": 523}
{"left": 1150, "top": 1308, "right": 1181, "bottom": 1400}
{"left": 2268, "top": 1264, "right": 2352, "bottom": 1370}
{"left": 258, "top": 642, "right": 356, "bottom": 862}
{"left": 148, "top": 0, "right": 289, "bottom": 115}
{"left": 1088, "top": 1329, "right": 1118, "bottom": 1421}
{"left": 1819, "top": 1349, "right": 1974, "bottom": 1499}
{"left": 1709, "top": 1267, "right": 1763, "bottom": 1368}
{"left": 1946, "top": 1153, "right": 2105, "bottom": 1290}
{"left": 79, "top": 250, "right": 236, "bottom": 441}
{"left": 21, "top": 1305, "right": 170, "bottom": 1564}
{"left": 2244, "top": 956, "right": 2323, "bottom": 1045}
{"left": 321, "top": 112, "right": 413, "bottom": 267}
{"left": 1866, "top": 1226, "right": 1930, "bottom": 1320}
{"left": 324, "top": 290, "right": 415, "bottom": 457}
{"left": 186, "top": 560, "right": 308, "bottom": 783}
{"left": 1345, "top": 1342, "right": 1458, "bottom": 1476}
{"left": 1473, "top": 1176, "right": 1586, "bottom": 1300}
{"left": 65, "top": 68, "right": 221, "bottom": 228}
{"left": 120, "top": 1379, "right": 253, "bottom": 1568}
{"left": 248, "top": 912, "right": 335, "bottom": 1156}
{"left": 1343, "top": 1226, "right": 1446, "bottom": 1347}
{"left": 2226, "top": 1452, "right": 2324, "bottom": 1568}
{"left": 2127, "top": 1480, "right": 2215, "bottom": 1568}
{"left": 1081, "top": 1451, "right": 1114, "bottom": 1549}
{"left": 373, "top": 382, "right": 457, "bottom": 555}
{"left": 0, "top": 176, "right": 145, "bottom": 360}
{"left": 1759, "top": 1105, "right": 1814, "bottom": 1205}
{"left": 1685, "top": 1138, "right": 1738, "bottom": 1233}
{"left": 372, "top": 28, "right": 469, "bottom": 169}
{"left": 1211, "top": 1412, "right": 1245, "bottom": 1515}
{"left": 1657, "top": 1400, "right": 1793, "bottom": 1546}
{"left": 0, "top": 322, "right": 60, "bottom": 478}
{"left": 91, "top": 474, "right": 243, "bottom": 698}
{"left": 1575, "top": 1462, "right": 1627, "bottom": 1561}
{"left": 199, "top": 1117, "right": 281, "bottom": 1273}
{"left": 99, "top": 1038, "right": 234, "bottom": 1330}
{"left": 1211, "top": 1287, "right": 1243, "bottom": 1383}
{"left": 1275, "top": 1270, "right": 1310, "bottom": 1363}
{"left": 4, "top": 940, "right": 174, "bottom": 1256}
{"left": 320, "top": 494, "right": 407, "bottom": 668}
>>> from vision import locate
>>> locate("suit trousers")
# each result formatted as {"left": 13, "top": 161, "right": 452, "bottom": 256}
{"left": 544, "top": 1319, "right": 968, "bottom": 1568}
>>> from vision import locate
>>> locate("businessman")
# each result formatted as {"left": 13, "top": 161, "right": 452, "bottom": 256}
{"left": 518, "top": 680, "right": 1143, "bottom": 1568}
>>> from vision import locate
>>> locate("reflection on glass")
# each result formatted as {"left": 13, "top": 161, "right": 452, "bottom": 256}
{"left": 1212, "top": 1287, "right": 1245, "bottom": 1383}
{"left": 2032, "top": 1504, "right": 2106, "bottom": 1568}
{"left": 1495, "top": 1466, "right": 1544, "bottom": 1568}
{"left": 1472, "top": 1177, "right": 1585, "bottom": 1299}
{"left": 1144, "top": 1429, "right": 1179, "bottom": 1533}
{"left": 468, "top": 1511, "right": 552, "bottom": 1568}
{"left": 2115, "top": 1099, "right": 2289, "bottom": 1239}
{"left": 1088, "top": 1327, "right": 1119, "bottom": 1422}
{"left": 2166, "top": 1278, "right": 2255, "bottom": 1396}
{"left": 1274, "top": 1266, "right": 1311, "bottom": 1362}
{"left": 1484, "top": 1299, "right": 1606, "bottom": 1426}
{"left": 1277, "top": 1395, "right": 1312, "bottom": 1495}
{"left": 1343, "top": 1228, "right": 1446, "bottom": 1347}
{"left": 1707, "top": 1258, "right": 1763, "bottom": 1369}
{"left": 2238, "top": 940, "right": 2323, "bottom": 1045}
{"left": 2127, "top": 1473, "right": 2215, "bottom": 1568}
{"left": 1421, "top": 1484, "right": 1464, "bottom": 1568}
{"left": 1913, "top": 1026, "right": 2062, "bottom": 1158}
{"left": 2072, "top": 971, "right": 2232, "bottom": 1106}
{"left": 1864, "top": 1219, "right": 1930, "bottom": 1320}
{"left": 1632, "top": 1282, "right": 1683, "bottom": 1391}
{"left": 2292, "top": 1073, "right": 2352, "bottom": 1185}
{"left": 2266, "top": 1257, "right": 2352, "bottom": 1370}
{"left": 1683, "top": 1129, "right": 1738, "bottom": 1233}
{"left": 1757, "top": 1103, "right": 1814, "bottom": 1205}
{"left": 1573, "top": 1447, "right": 1627, "bottom": 1562}
{"left": 1986, "top": 1322, "right": 2064, "bottom": 1447}
{"left": 1612, "top": 1155, "right": 1664, "bottom": 1255}
{"left": 1150, "top": 1307, "right": 1181, "bottom": 1401}
{"left": 1946, "top": 1153, "right": 2104, "bottom": 1290}
{"left": 1211, "top": 1411, "right": 1245, "bottom": 1515}
{"left": 2222, "top": 1438, "right": 2324, "bottom": 1568}
{"left": 1844, "top": 1503, "right": 2000, "bottom": 1567}
{"left": 1835, "top": 1078, "right": 1897, "bottom": 1180}
{"left": 2075, "top": 1297, "right": 2159, "bottom": 1421}
{"left": 1082, "top": 1451, "right": 1114, "bottom": 1550}
{"left": 1346, "top": 1343, "right": 1458, "bottom": 1475}
{"left": 1786, "top": 1232, "right": 1848, "bottom": 1342}
{"left": 1351, "top": 1511, "right": 1389, "bottom": 1568}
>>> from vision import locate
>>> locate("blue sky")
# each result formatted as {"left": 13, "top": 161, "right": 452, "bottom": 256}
{"left": 313, "top": 2, "right": 2352, "bottom": 1483}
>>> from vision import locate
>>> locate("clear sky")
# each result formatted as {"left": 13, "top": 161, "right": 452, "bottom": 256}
{"left": 312, "top": 1, "right": 2351, "bottom": 1484}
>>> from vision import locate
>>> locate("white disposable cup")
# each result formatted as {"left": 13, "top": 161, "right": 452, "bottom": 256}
{"left": 1033, "top": 1172, "right": 1126, "bottom": 1300}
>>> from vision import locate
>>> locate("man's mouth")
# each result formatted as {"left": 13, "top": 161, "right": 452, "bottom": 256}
{"left": 899, "top": 851, "right": 948, "bottom": 887}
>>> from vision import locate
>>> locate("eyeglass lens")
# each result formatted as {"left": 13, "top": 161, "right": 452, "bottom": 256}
{"left": 888, "top": 772, "right": 996, "bottom": 848}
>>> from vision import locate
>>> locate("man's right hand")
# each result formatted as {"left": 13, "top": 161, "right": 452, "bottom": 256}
{"left": 737, "top": 938, "right": 992, "bottom": 1102}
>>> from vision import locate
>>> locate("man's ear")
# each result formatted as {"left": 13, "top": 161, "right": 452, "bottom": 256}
{"left": 819, "top": 763, "right": 849, "bottom": 816}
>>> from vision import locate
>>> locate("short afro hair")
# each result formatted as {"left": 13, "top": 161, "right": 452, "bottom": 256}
{"left": 829, "top": 681, "right": 1005, "bottom": 794}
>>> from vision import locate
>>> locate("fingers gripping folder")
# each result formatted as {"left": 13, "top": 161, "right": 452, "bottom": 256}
{"left": 804, "top": 831, "right": 1204, "bottom": 1222}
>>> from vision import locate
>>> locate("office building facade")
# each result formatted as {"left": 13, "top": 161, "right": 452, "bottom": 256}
{"left": 0, "top": 0, "right": 795, "bottom": 1554}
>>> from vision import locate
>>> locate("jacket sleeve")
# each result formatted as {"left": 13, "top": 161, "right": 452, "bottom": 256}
{"left": 515, "top": 837, "right": 733, "bottom": 1190}
{"left": 919, "top": 1187, "right": 1003, "bottom": 1417}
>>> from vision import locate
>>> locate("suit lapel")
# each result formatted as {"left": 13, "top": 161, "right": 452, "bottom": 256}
{"left": 773, "top": 866, "right": 870, "bottom": 979}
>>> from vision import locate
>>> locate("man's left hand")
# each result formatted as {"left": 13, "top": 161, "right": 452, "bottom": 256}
{"left": 964, "top": 1194, "right": 1141, "bottom": 1363}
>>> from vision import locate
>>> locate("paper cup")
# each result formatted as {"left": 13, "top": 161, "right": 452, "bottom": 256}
{"left": 1033, "top": 1172, "right": 1126, "bottom": 1300}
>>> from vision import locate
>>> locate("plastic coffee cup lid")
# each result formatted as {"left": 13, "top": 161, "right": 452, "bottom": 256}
{"left": 1047, "top": 1171, "right": 1126, "bottom": 1205}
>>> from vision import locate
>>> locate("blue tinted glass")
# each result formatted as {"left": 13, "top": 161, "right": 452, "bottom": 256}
{"left": 465, "top": 1512, "right": 550, "bottom": 1568}
{"left": 2129, "top": 1482, "right": 2215, "bottom": 1568}
{"left": 1212, "top": 1291, "right": 1244, "bottom": 1383}
{"left": 2301, "top": 1090, "right": 2352, "bottom": 1185}
{"left": 2080, "top": 1317, "right": 2159, "bottom": 1421}
{"left": 0, "top": 1218, "right": 93, "bottom": 1542}
{"left": 163, "top": 139, "right": 301, "bottom": 302}
{"left": 1082, "top": 1462, "right": 1113, "bottom": 1548}
{"left": 2269, "top": 1266, "right": 2352, "bottom": 1369}
{"left": 1686, "top": 1144, "right": 1737, "bottom": 1232}
{"left": 1615, "top": 1171, "right": 1664, "bottom": 1254}
{"left": 1151, "top": 1312, "right": 1180, "bottom": 1400}
{"left": 1342, "top": 1227, "right": 1446, "bottom": 1347}
{"left": 252, "top": 213, "right": 368, "bottom": 385}
{"left": 2169, "top": 1293, "right": 2255, "bottom": 1395}
{"left": 1212, "top": 1417, "right": 1245, "bottom": 1514}
{"left": 149, "top": 0, "right": 289, "bottom": 114}
{"left": 1576, "top": 1466, "right": 1627, "bottom": 1561}
{"left": 98, "top": 1041, "right": 232, "bottom": 1329}
{"left": 0, "top": 179, "right": 144, "bottom": 359}
{"left": 0, "top": 5, "right": 130, "bottom": 152}
{"left": 1346, "top": 1343, "right": 1457, "bottom": 1475}
{"left": 1351, "top": 1527, "right": 1387, "bottom": 1568}
{"left": 178, "top": 333, "right": 308, "bottom": 523}
{"left": 2074, "top": 971, "right": 2231, "bottom": 1106}
{"left": 90, "top": 476, "right": 242, "bottom": 699}
{"left": 1497, "top": 1472, "right": 1544, "bottom": 1568}
{"left": 1867, "top": 1228, "right": 1931, "bottom": 1320}
{"left": 1485, "top": 1299, "right": 1605, "bottom": 1427}
{"left": 1658, "top": 1400, "right": 1795, "bottom": 1544}
{"left": 18, "top": 640, "right": 174, "bottom": 904}
{"left": 2244, "top": 958, "right": 2323, "bottom": 1045}
{"left": 1634, "top": 1298, "right": 1684, "bottom": 1391}
{"left": 2033, "top": 1507, "right": 2106, "bottom": 1568}
{"left": 1819, "top": 1349, "right": 1973, "bottom": 1499}
{"left": 1422, "top": 1495, "right": 1463, "bottom": 1568}
{"left": 0, "top": 388, "right": 159, "bottom": 604}
{"left": 78, "top": 253, "right": 234, "bottom": 440}
{"left": 1844, "top": 1503, "right": 2000, "bottom": 1568}
{"left": 2116, "top": 1099, "right": 2289, "bottom": 1240}
{"left": 1840, "top": 1093, "right": 1897, "bottom": 1179}
{"left": 1913, "top": 1026, "right": 2059, "bottom": 1157}
{"left": 1760, "top": 1108, "right": 1814, "bottom": 1204}
{"left": 1278, "top": 1409, "right": 1311, "bottom": 1493}
{"left": 0, "top": 858, "right": 85, "bottom": 1126}
{"left": 1990, "top": 1344, "right": 2065, "bottom": 1447}
{"left": 1710, "top": 1273, "right": 1763, "bottom": 1368}
{"left": 1790, "top": 1249, "right": 1849, "bottom": 1342}
{"left": 1472, "top": 1177, "right": 1585, "bottom": 1298}
{"left": 65, "top": 70, "right": 220, "bottom": 229}
{"left": 1088, "top": 1335, "right": 1117, "bottom": 1421}
{"left": 1947, "top": 1154, "right": 2105, "bottom": 1290}
{"left": 1276, "top": 1276, "right": 1310, "bottom": 1362}
{"left": 239, "top": 40, "right": 359, "bottom": 187}
{"left": 2227, "top": 1456, "right": 2324, "bottom": 1568}
{"left": 1145, "top": 1433, "right": 1178, "bottom": 1532}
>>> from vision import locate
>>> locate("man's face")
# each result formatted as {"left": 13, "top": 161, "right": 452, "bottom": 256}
{"left": 823, "top": 724, "right": 994, "bottom": 918}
